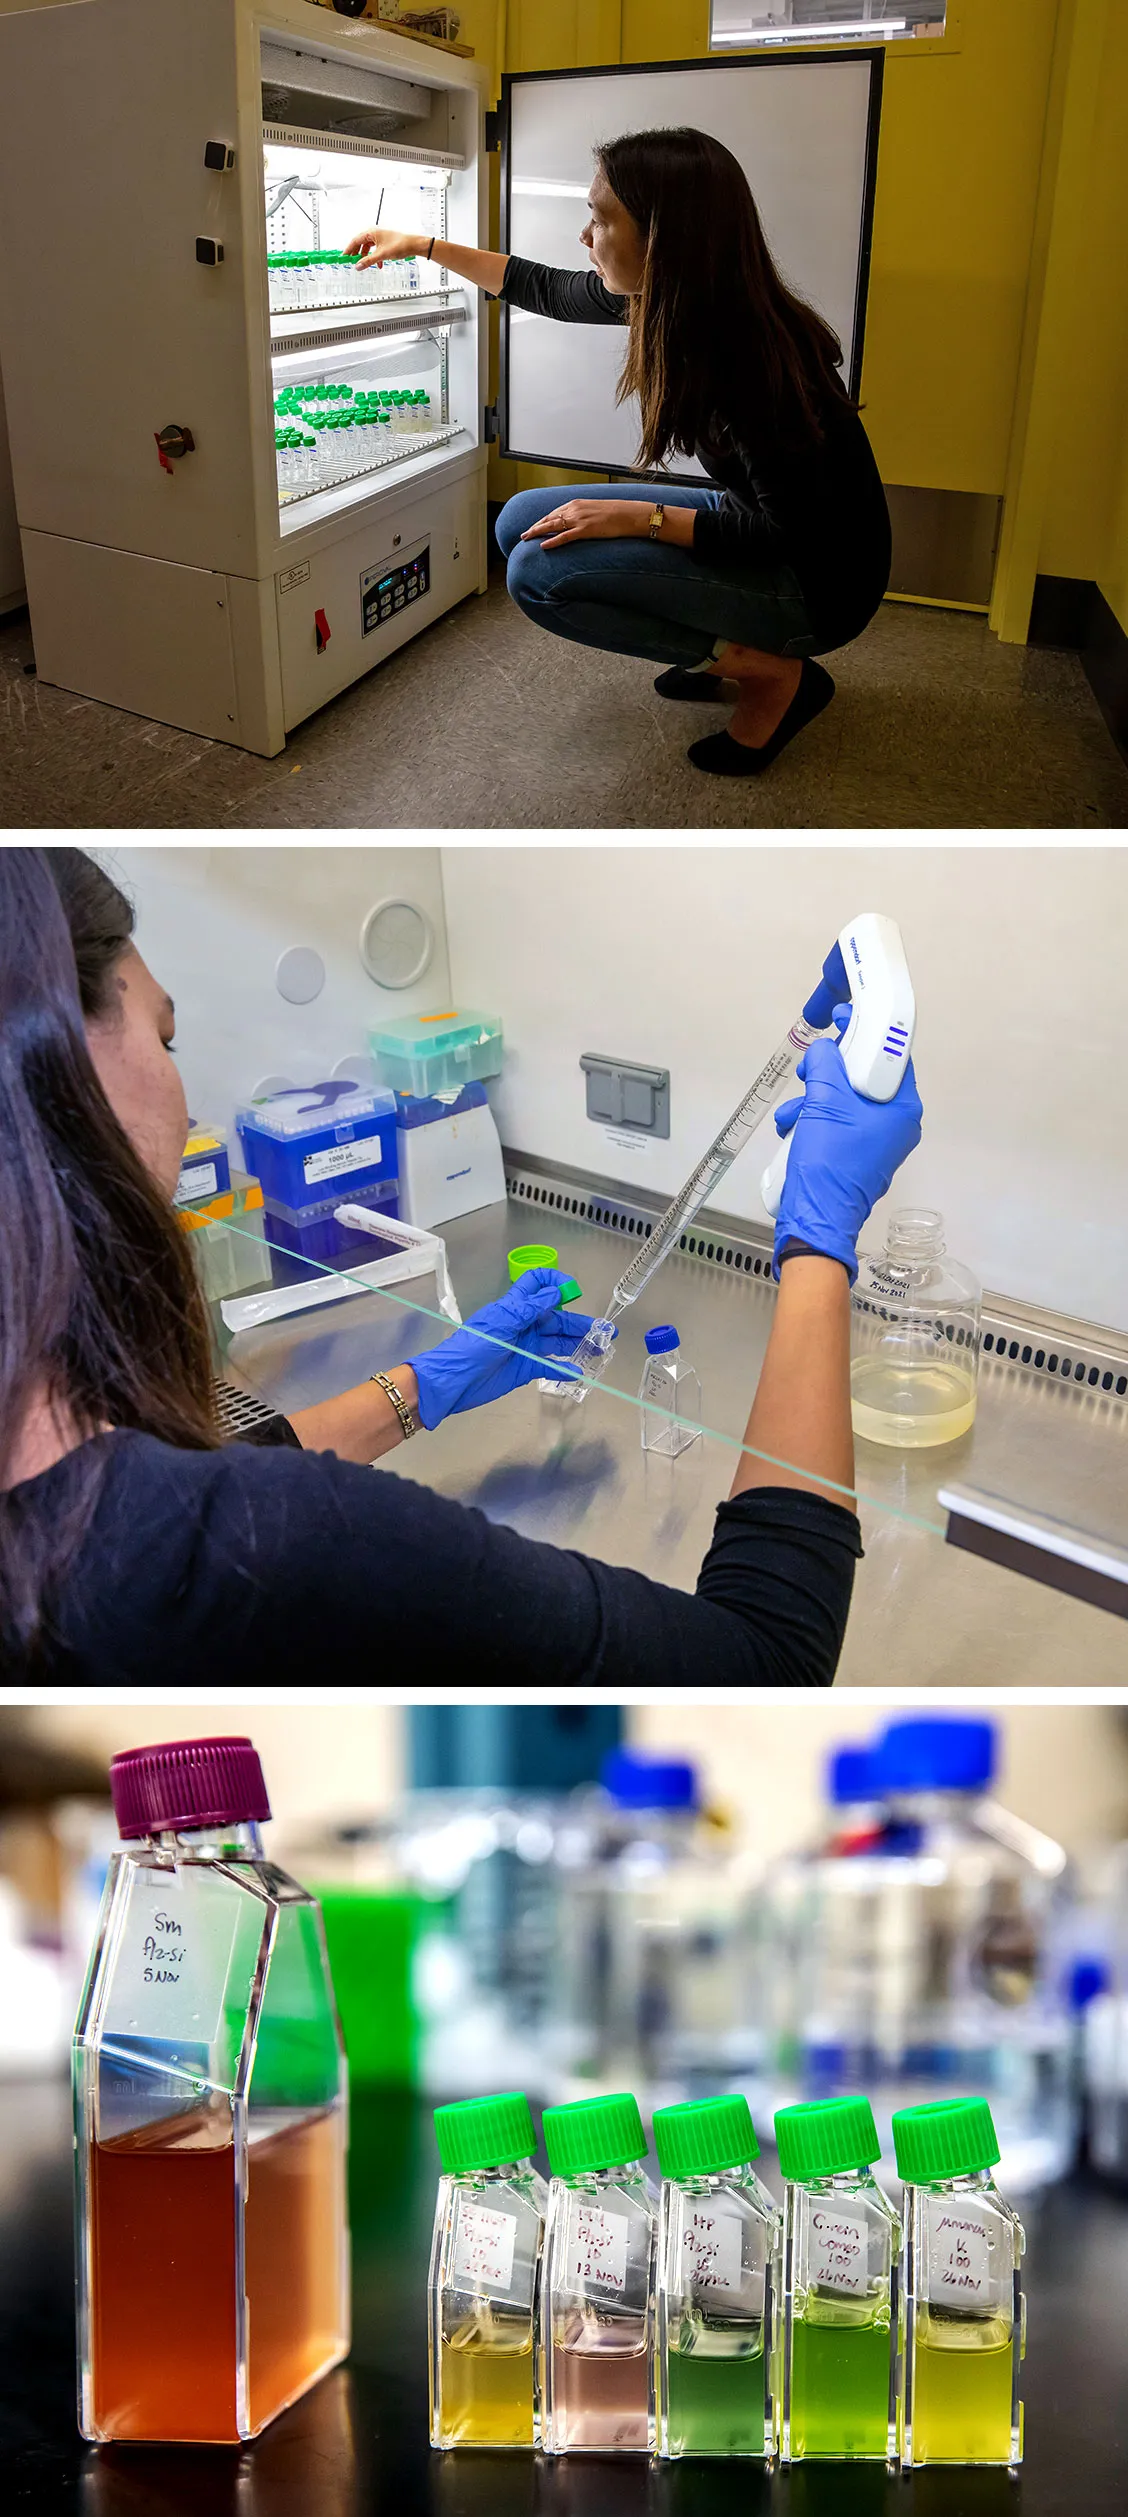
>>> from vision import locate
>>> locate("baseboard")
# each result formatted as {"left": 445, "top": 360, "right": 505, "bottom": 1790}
{"left": 1030, "top": 574, "right": 1128, "bottom": 765}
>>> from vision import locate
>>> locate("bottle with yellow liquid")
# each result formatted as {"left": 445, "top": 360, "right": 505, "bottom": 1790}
{"left": 894, "top": 2097, "right": 1025, "bottom": 2469}
{"left": 428, "top": 2092, "right": 546, "bottom": 2450}
{"left": 851, "top": 1209, "right": 980, "bottom": 1449}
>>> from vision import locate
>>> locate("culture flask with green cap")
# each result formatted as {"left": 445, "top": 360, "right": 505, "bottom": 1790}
{"left": 773, "top": 2096, "right": 898, "bottom": 2463}
{"left": 541, "top": 2092, "right": 657, "bottom": 2455}
{"left": 654, "top": 2094, "right": 777, "bottom": 2459}
{"left": 74, "top": 1736, "right": 349, "bottom": 2443}
{"left": 894, "top": 2097, "right": 1024, "bottom": 2468}
{"left": 428, "top": 2092, "right": 546, "bottom": 2449}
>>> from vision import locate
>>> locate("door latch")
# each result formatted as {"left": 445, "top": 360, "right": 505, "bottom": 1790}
{"left": 154, "top": 425, "right": 196, "bottom": 473}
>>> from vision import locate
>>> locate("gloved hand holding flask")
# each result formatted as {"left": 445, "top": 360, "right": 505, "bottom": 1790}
{"left": 412, "top": 1268, "right": 610, "bottom": 1430}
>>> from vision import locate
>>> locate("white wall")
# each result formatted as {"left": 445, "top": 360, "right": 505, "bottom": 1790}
{"left": 441, "top": 846, "right": 1128, "bottom": 1332}
{"left": 107, "top": 846, "right": 451, "bottom": 1150}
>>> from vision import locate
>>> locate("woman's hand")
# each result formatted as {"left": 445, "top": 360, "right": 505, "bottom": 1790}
{"left": 412, "top": 1268, "right": 611, "bottom": 1431}
{"left": 345, "top": 227, "right": 425, "bottom": 269}
{"left": 520, "top": 500, "right": 654, "bottom": 551}
{"left": 771, "top": 1008, "right": 923, "bottom": 1283}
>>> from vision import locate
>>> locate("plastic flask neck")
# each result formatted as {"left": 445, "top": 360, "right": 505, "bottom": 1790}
{"left": 132, "top": 1821, "right": 266, "bottom": 1860}
{"left": 885, "top": 1207, "right": 946, "bottom": 1261}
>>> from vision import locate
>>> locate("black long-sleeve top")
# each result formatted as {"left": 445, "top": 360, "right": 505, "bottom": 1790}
{"left": 19, "top": 1431, "right": 863, "bottom": 1685}
{"left": 500, "top": 256, "right": 892, "bottom": 654}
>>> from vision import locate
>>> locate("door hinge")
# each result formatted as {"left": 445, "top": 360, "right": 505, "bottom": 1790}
{"left": 484, "top": 107, "right": 501, "bottom": 153}
{"left": 484, "top": 403, "right": 499, "bottom": 444}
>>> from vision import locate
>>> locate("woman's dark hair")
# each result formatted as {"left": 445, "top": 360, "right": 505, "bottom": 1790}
{"left": 0, "top": 849, "right": 218, "bottom": 1669}
{"left": 596, "top": 126, "right": 851, "bottom": 468}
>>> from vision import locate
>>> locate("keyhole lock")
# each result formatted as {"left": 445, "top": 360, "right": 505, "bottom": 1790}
{"left": 155, "top": 425, "right": 196, "bottom": 474}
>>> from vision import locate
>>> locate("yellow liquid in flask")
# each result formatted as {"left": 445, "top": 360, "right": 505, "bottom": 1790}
{"left": 438, "top": 2317, "right": 534, "bottom": 2448}
{"left": 850, "top": 1355, "right": 977, "bottom": 1449}
{"left": 910, "top": 2312, "right": 1015, "bottom": 2464}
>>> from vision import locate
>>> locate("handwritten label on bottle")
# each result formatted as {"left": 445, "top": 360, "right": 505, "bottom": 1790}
{"left": 569, "top": 2202, "right": 629, "bottom": 2294}
{"left": 124, "top": 1874, "right": 192, "bottom": 1999}
{"left": 452, "top": 2201, "right": 517, "bottom": 2292}
{"left": 927, "top": 2204, "right": 992, "bottom": 2305}
{"left": 808, "top": 2202, "right": 869, "bottom": 2295}
{"left": 682, "top": 2204, "right": 742, "bottom": 2294}
{"left": 140, "top": 1907, "right": 186, "bottom": 1987}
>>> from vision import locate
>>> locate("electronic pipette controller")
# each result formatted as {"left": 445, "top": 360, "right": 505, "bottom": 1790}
{"left": 760, "top": 913, "right": 916, "bottom": 1218}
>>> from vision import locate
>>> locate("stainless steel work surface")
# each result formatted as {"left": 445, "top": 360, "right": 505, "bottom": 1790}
{"left": 223, "top": 1197, "right": 1128, "bottom": 1687}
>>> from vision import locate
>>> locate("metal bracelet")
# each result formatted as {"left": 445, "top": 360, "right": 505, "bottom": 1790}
{"left": 370, "top": 1371, "right": 418, "bottom": 1441}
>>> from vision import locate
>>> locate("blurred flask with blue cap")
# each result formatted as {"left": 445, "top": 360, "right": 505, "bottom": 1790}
{"left": 768, "top": 1717, "right": 1076, "bottom": 2192}
{"left": 551, "top": 1749, "right": 763, "bottom": 2094}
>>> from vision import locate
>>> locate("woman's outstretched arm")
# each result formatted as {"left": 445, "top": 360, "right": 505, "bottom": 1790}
{"left": 731, "top": 1254, "right": 853, "bottom": 1506}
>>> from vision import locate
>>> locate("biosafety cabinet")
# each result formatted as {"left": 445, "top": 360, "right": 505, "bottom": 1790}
{"left": 0, "top": 0, "right": 490, "bottom": 755}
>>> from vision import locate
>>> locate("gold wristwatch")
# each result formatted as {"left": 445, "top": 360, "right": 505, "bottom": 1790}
{"left": 648, "top": 503, "right": 665, "bottom": 540}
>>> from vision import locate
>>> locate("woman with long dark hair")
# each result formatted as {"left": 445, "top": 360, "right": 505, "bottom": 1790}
{"left": 349, "top": 126, "right": 891, "bottom": 778}
{"left": 0, "top": 850, "right": 921, "bottom": 1681}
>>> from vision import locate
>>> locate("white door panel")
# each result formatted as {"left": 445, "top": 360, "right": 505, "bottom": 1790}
{"left": 502, "top": 54, "right": 881, "bottom": 475}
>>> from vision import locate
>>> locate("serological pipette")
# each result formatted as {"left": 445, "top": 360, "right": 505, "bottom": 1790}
{"left": 558, "top": 912, "right": 916, "bottom": 1402}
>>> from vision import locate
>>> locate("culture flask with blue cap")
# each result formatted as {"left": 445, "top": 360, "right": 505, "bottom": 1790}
{"left": 553, "top": 1753, "right": 757, "bottom": 2087}
{"left": 764, "top": 1743, "right": 889, "bottom": 2105}
{"left": 796, "top": 1719, "right": 1074, "bottom": 2187}
{"left": 638, "top": 1324, "right": 701, "bottom": 1455}
{"left": 73, "top": 1736, "right": 349, "bottom": 2443}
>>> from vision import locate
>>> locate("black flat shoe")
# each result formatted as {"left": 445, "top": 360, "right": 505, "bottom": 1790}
{"left": 654, "top": 664, "right": 734, "bottom": 702}
{"left": 688, "top": 658, "right": 835, "bottom": 776}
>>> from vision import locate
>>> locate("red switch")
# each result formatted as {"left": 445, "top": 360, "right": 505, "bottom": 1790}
{"left": 155, "top": 433, "right": 173, "bottom": 474}
{"left": 314, "top": 609, "right": 331, "bottom": 653}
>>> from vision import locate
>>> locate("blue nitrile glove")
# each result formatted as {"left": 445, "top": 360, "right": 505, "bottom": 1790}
{"left": 411, "top": 1267, "right": 611, "bottom": 1430}
{"left": 771, "top": 1006, "right": 923, "bottom": 1285}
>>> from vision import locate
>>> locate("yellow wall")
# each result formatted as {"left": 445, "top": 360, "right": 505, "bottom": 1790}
{"left": 492, "top": 1, "right": 1062, "bottom": 510}
{"left": 1036, "top": 2, "right": 1128, "bottom": 630}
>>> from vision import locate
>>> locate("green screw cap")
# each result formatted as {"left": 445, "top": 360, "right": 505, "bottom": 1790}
{"left": 653, "top": 2093, "right": 760, "bottom": 2182}
{"left": 892, "top": 2097, "right": 1000, "bottom": 2185}
{"left": 433, "top": 2091, "right": 536, "bottom": 2176}
{"left": 774, "top": 2095, "right": 880, "bottom": 2183}
{"left": 507, "top": 1242, "right": 557, "bottom": 1280}
{"left": 542, "top": 2092, "right": 647, "bottom": 2178}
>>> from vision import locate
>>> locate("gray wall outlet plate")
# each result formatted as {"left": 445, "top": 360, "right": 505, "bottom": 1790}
{"left": 580, "top": 1052, "right": 670, "bottom": 1139}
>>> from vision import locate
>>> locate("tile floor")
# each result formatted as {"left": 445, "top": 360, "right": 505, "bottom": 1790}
{"left": 2, "top": 571, "right": 1126, "bottom": 830}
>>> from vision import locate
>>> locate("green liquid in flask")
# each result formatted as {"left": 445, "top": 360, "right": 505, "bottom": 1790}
{"left": 911, "top": 2310, "right": 1015, "bottom": 2464}
{"left": 665, "top": 2327, "right": 766, "bottom": 2456}
{"left": 790, "top": 2305, "right": 890, "bottom": 2458}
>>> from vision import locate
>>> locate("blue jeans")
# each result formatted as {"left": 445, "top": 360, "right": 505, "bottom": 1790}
{"left": 495, "top": 482, "right": 816, "bottom": 668}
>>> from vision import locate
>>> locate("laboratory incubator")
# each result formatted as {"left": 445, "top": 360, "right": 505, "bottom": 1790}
{"left": 0, "top": 0, "right": 489, "bottom": 754}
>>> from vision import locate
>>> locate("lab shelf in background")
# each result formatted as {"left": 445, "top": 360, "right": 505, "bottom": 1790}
{"left": 220, "top": 1190, "right": 1128, "bottom": 1687}
{"left": 261, "top": 121, "right": 466, "bottom": 171}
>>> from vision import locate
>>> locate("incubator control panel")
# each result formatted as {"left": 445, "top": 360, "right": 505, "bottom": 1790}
{"left": 361, "top": 547, "right": 430, "bottom": 637}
